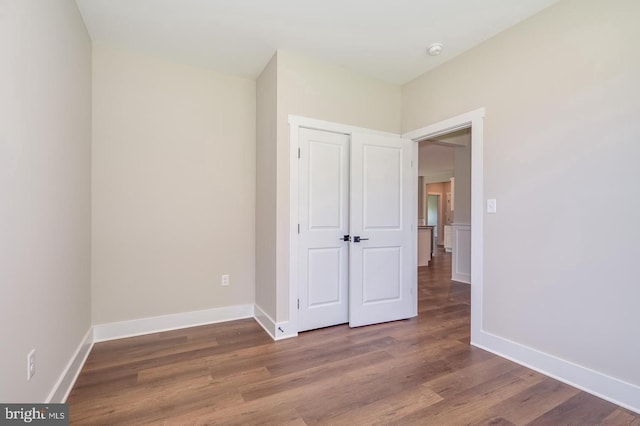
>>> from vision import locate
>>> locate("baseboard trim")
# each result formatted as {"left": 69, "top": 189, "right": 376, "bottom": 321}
{"left": 451, "top": 274, "right": 471, "bottom": 284}
{"left": 93, "top": 304, "right": 254, "bottom": 342}
{"left": 46, "top": 327, "right": 94, "bottom": 403}
{"left": 253, "top": 305, "right": 298, "bottom": 341}
{"left": 472, "top": 330, "right": 640, "bottom": 415}
{"left": 274, "top": 320, "right": 298, "bottom": 341}
{"left": 253, "top": 304, "right": 276, "bottom": 339}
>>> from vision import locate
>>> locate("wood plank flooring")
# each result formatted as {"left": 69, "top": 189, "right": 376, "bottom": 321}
{"left": 67, "top": 249, "right": 640, "bottom": 425}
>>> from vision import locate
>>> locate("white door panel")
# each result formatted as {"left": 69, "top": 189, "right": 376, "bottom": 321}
{"left": 349, "top": 132, "right": 415, "bottom": 328}
{"left": 308, "top": 140, "right": 344, "bottom": 229}
{"left": 363, "top": 145, "right": 402, "bottom": 229}
{"left": 308, "top": 247, "right": 343, "bottom": 306}
{"left": 298, "top": 128, "right": 349, "bottom": 332}
{"left": 362, "top": 247, "right": 402, "bottom": 303}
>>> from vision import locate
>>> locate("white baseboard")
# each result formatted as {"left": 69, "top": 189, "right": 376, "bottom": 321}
{"left": 46, "top": 327, "right": 94, "bottom": 403}
{"left": 253, "top": 304, "right": 276, "bottom": 339}
{"left": 451, "top": 273, "right": 471, "bottom": 284}
{"left": 472, "top": 330, "right": 640, "bottom": 415}
{"left": 253, "top": 304, "right": 297, "bottom": 341}
{"left": 274, "top": 320, "right": 297, "bottom": 341}
{"left": 93, "top": 304, "right": 254, "bottom": 342}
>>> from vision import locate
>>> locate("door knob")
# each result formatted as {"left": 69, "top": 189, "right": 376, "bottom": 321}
{"left": 340, "top": 235, "right": 350, "bottom": 242}
{"left": 353, "top": 236, "right": 369, "bottom": 243}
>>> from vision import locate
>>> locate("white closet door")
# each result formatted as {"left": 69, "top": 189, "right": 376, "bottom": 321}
{"left": 348, "top": 132, "right": 415, "bottom": 327}
{"left": 298, "top": 128, "right": 350, "bottom": 331}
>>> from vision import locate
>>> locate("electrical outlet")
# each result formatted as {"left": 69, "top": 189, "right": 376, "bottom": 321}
{"left": 221, "top": 274, "right": 230, "bottom": 286}
{"left": 27, "top": 349, "right": 35, "bottom": 381}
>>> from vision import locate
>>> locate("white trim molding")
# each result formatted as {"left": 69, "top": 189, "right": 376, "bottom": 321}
{"left": 46, "top": 328, "right": 94, "bottom": 403}
{"left": 93, "top": 304, "right": 254, "bottom": 342}
{"left": 288, "top": 115, "right": 398, "bottom": 138}
{"left": 452, "top": 223, "right": 471, "bottom": 284}
{"left": 253, "top": 304, "right": 297, "bottom": 341}
{"left": 403, "top": 109, "right": 485, "bottom": 141}
{"left": 253, "top": 304, "right": 277, "bottom": 339}
{"left": 474, "top": 331, "right": 640, "bottom": 414}
{"left": 274, "top": 321, "right": 297, "bottom": 341}
{"left": 288, "top": 119, "right": 301, "bottom": 337}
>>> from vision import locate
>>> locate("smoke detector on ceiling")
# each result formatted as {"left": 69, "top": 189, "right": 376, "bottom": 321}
{"left": 427, "top": 43, "right": 444, "bottom": 56}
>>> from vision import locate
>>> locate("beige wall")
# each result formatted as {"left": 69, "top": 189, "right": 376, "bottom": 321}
{"left": 0, "top": 0, "right": 92, "bottom": 402}
{"left": 92, "top": 44, "right": 256, "bottom": 324}
{"left": 255, "top": 55, "right": 278, "bottom": 320}
{"left": 403, "top": 0, "right": 640, "bottom": 386}
{"left": 274, "top": 51, "right": 402, "bottom": 321}
{"left": 454, "top": 134, "right": 471, "bottom": 225}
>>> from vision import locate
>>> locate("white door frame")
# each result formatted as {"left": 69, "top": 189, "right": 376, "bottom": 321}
{"left": 402, "top": 108, "right": 485, "bottom": 345}
{"left": 288, "top": 115, "right": 416, "bottom": 337}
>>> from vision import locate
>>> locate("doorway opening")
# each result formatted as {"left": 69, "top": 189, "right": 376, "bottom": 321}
{"left": 417, "top": 128, "right": 470, "bottom": 276}
{"left": 403, "top": 108, "right": 485, "bottom": 345}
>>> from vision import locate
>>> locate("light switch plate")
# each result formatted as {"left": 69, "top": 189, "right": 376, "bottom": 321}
{"left": 487, "top": 199, "right": 497, "bottom": 214}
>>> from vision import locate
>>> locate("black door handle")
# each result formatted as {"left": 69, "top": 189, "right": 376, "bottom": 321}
{"left": 353, "top": 236, "right": 369, "bottom": 243}
{"left": 340, "top": 235, "right": 350, "bottom": 242}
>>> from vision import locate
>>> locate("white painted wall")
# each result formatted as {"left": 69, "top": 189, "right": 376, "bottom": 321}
{"left": 0, "top": 0, "right": 92, "bottom": 402}
{"left": 274, "top": 51, "right": 402, "bottom": 322}
{"left": 403, "top": 0, "right": 640, "bottom": 387}
{"left": 92, "top": 44, "right": 256, "bottom": 324}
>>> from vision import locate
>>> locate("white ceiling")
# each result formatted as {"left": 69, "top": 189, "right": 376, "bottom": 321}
{"left": 75, "top": 0, "right": 560, "bottom": 85}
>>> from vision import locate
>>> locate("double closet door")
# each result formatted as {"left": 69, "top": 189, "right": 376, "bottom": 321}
{"left": 297, "top": 127, "right": 416, "bottom": 332}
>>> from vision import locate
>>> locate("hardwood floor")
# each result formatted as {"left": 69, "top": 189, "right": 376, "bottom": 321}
{"left": 67, "top": 249, "right": 640, "bottom": 425}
